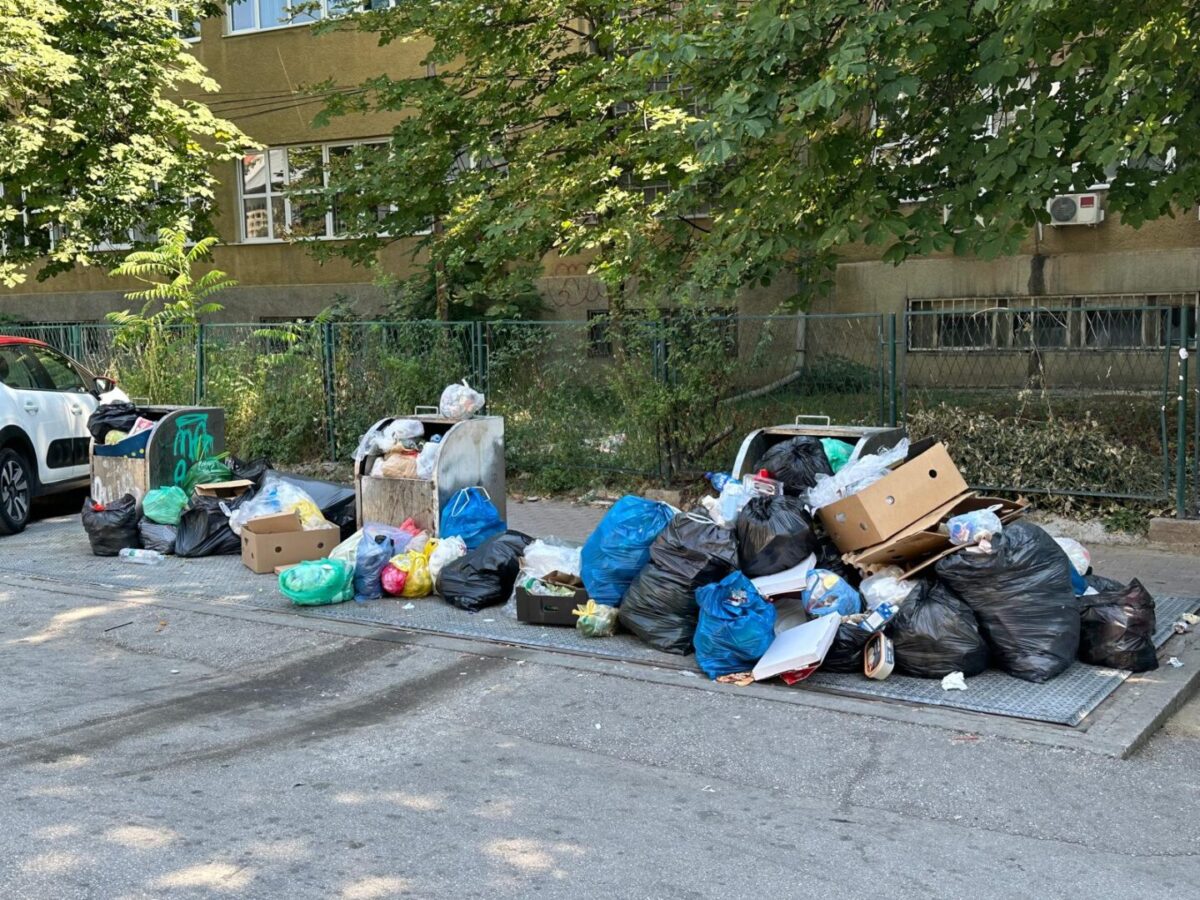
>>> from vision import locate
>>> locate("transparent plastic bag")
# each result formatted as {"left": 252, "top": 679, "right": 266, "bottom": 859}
{"left": 859, "top": 566, "right": 918, "bottom": 611}
{"left": 1053, "top": 537, "right": 1091, "bottom": 576}
{"left": 439, "top": 380, "right": 486, "bottom": 419}
{"left": 228, "top": 472, "right": 327, "bottom": 536}
{"left": 806, "top": 439, "right": 909, "bottom": 510}
{"left": 428, "top": 535, "right": 467, "bottom": 582}
{"left": 947, "top": 506, "right": 1004, "bottom": 546}
{"left": 378, "top": 450, "right": 419, "bottom": 480}
{"left": 574, "top": 600, "right": 618, "bottom": 638}
{"left": 801, "top": 569, "right": 863, "bottom": 617}
{"left": 416, "top": 437, "right": 442, "bottom": 480}
{"left": 522, "top": 538, "right": 582, "bottom": 580}
{"left": 353, "top": 418, "right": 424, "bottom": 461}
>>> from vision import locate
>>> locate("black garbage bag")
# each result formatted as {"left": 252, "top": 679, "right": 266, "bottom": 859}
{"left": 81, "top": 494, "right": 140, "bottom": 556}
{"left": 228, "top": 456, "right": 272, "bottom": 489}
{"left": 755, "top": 436, "right": 834, "bottom": 496}
{"left": 619, "top": 512, "right": 739, "bottom": 654}
{"left": 175, "top": 495, "right": 243, "bottom": 558}
{"left": 935, "top": 521, "right": 1079, "bottom": 683}
{"left": 1079, "top": 579, "right": 1159, "bottom": 672}
{"left": 814, "top": 534, "right": 861, "bottom": 589}
{"left": 138, "top": 519, "right": 177, "bottom": 555}
{"left": 735, "top": 495, "right": 816, "bottom": 578}
{"left": 889, "top": 580, "right": 989, "bottom": 678}
{"left": 821, "top": 621, "right": 873, "bottom": 674}
{"left": 440, "top": 530, "right": 534, "bottom": 612}
{"left": 86, "top": 401, "right": 140, "bottom": 442}
{"left": 272, "top": 472, "right": 356, "bottom": 540}
{"left": 1085, "top": 573, "right": 1126, "bottom": 594}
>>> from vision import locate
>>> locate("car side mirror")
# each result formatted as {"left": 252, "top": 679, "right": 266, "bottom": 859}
{"left": 91, "top": 376, "right": 116, "bottom": 396}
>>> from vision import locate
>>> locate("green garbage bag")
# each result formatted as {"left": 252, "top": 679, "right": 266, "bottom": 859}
{"left": 279, "top": 559, "right": 354, "bottom": 606}
{"left": 183, "top": 457, "right": 234, "bottom": 496}
{"left": 820, "top": 438, "right": 853, "bottom": 474}
{"left": 142, "top": 486, "right": 189, "bottom": 526}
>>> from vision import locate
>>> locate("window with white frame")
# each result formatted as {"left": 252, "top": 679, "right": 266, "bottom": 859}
{"left": 239, "top": 141, "right": 391, "bottom": 242}
{"left": 227, "top": 1, "right": 392, "bottom": 33}
{"left": 0, "top": 186, "right": 62, "bottom": 256}
{"left": 170, "top": 8, "right": 201, "bottom": 41}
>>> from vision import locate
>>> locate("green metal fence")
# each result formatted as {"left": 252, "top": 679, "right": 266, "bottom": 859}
{"left": 7, "top": 310, "right": 1195, "bottom": 514}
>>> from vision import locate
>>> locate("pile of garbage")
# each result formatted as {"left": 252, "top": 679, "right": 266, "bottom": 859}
{"left": 575, "top": 435, "right": 1160, "bottom": 685}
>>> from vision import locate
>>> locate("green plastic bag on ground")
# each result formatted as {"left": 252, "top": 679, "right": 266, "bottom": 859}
{"left": 142, "top": 486, "right": 189, "bottom": 526}
{"left": 279, "top": 559, "right": 354, "bottom": 606}
{"left": 183, "top": 458, "right": 234, "bottom": 495}
{"left": 820, "top": 438, "right": 853, "bottom": 473}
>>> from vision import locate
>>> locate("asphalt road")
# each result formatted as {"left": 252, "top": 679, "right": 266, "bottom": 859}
{"left": 2, "top": 564, "right": 1199, "bottom": 899}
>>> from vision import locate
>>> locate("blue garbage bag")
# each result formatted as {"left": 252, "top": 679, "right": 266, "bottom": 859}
{"left": 354, "top": 526, "right": 396, "bottom": 602}
{"left": 581, "top": 495, "right": 676, "bottom": 605}
{"left": 440, "top": 487, "right": 506, "bottom": 550}
{"left": 801, "top": 569, "right": 862, "bottom": 618}
{"left": 694, "top": 572, "right": 777, "bottom": 679}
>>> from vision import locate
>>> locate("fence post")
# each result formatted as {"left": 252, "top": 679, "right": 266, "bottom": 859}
{"left": 473, "top": 321, "right": 488, "bottom": 394}
{"left": 1176, "top": 313, "right": 1191, "bottom": 518}
{"left": 194, "top": 323, "right": 206, "bottom": 404}
{"left": 69, "top": 324, "right": 83, "bottom": 363}
{"left": 887, "top": 314, "right": 899, "bottom": 427}
{"left": 321, "top": 323, "right": 338, "bottom": 463}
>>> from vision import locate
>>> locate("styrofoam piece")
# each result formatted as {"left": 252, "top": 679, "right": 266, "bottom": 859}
{"left": 752, "top": 614, "right": 840, "bottom": 681}
{"left": 751, "top": 553, "right": 817, "bottom": 598}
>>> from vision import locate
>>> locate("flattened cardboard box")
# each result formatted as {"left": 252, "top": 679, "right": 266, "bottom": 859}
{"left": 241, "top": 511, "right": 341, "bottom": 574}
{"left": 818, "top": 443, "right": 968, "bottom": 552}
{"left": 195, "top": 479, "right": 254, "bottom": 500}
{"left": 843, "top": 493, "right": 1029, "bottom": 578}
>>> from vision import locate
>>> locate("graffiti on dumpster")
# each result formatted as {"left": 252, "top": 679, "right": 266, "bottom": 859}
{"left": 171, "top": 412, "right": 214, "bottom": 486}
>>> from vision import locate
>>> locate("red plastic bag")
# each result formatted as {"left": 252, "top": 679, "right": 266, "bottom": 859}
{"left": 381, "top": 562, "right": 408, "bottom": 597}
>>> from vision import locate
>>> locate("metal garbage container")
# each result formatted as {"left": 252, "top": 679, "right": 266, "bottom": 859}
{"left": 731, "top": 415, "right": 906, "bottom": 480}
{"left": 354, "top": 409, "right": 505, "bottom": 534}
{"left": 90, "top": 406, "right": 226, "bottom": 505}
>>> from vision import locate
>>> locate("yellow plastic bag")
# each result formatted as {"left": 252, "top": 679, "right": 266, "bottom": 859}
{"left": 392, "top": 550, "right": 433, "bottom": 598}
{"left": 289, "top": 498, "right": 327, "bottom": 530}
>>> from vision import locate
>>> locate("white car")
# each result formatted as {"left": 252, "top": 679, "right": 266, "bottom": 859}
{"left": 0, "top": 336, "right": 128, "bottom": 534}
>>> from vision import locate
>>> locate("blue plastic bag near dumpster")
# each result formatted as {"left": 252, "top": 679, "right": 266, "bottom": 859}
{"left": 694, "top": 572, "right": 777, "bottom": 679}
{"left": 440, "top": 487, "right": 505, "bottom": 550}
{"left": 354, "top": 526, "right": 396, "bottom": 602}
{"left": 581, "top": 495, "right": 676, "bottom": 605}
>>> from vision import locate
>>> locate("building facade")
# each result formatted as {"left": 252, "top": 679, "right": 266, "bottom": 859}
{"left": 1, "top": 5, "right": 1197, "bottom": 339}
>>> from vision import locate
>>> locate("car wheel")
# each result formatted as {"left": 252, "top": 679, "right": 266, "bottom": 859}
{"left": 0, "top": 448, "right": 33, "bottom": 536}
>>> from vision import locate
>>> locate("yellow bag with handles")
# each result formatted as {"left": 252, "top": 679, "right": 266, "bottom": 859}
{"left": 391, "top": 549, "right": 433, "bottom": 598}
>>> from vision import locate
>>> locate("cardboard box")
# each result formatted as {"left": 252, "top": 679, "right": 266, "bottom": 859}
{"left": 842, "top": 493, "right": 1029, "bottom": 578}
{"left": 818, "top": 443, "right": 968, "bottom": 552}
{"left": 515, "top": 571, "right": 587, "bottom": 627}
{"left": 241, "top": 511, "right": 341, "bottom": 574}
{"left": 195, "top": 479, "right": 254, "bottom": 500}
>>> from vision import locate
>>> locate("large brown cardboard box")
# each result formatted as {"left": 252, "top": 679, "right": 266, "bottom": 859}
{"left": 842, "top": 494, "right": 1029, "bottom": 578}
{"left": 818, "top": 443, "right": 968, "bottom": 552}
{"left": 241, "top": 511, "right": 341, "bottom": 574}
{"left": 195, "top": 479, "right": 254, "bottom": 500}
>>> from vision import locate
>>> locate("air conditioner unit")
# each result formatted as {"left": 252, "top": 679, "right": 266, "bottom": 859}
{"left": 1045, "top": 192, "right": 1105, "bottom": 226}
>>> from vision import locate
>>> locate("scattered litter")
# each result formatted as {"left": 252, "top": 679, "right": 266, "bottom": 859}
{"left": 402, "top": 602, "right": 415, "bottom": 610}
{"left": 716, "top": 672, "right": 755, "bottom": 686}
{"left": 169, "top": 669, "right": 180, "bottom": 675}
{"left": 1174, "top": 620, "right": 1191, "bottom": 635}
{"left": 700, "top": 785, "right": 717, "bottom": 793}
{"left": 1182, "top": 613, "right": 1200, "bottom": 625}
{"left": 951, "top": 732, "right": 980, "bottom": 744}
{"left": 155, "top": 619, "right": 168, "bottom": 633}
{"left": 1168, "top": 657, "right": 1184, "bottom": 668}
{"left": 678, "top": 669, "right": 699, "bottom": 678}
{"left": 941, "top": 672, "right": 968, "bottom": 691}
{"left": 594, "top": 723, "right": 601, "bottom": 730}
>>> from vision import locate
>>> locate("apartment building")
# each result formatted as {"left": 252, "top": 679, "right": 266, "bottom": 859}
{"left": 2, "top": 4, "right": 1198, "bottom": 348}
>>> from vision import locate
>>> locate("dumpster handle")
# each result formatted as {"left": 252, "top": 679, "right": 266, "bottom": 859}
{"left": 794, "top": 414, "right": 832, "bottom": 426}
{"left": 414, "top": 405, "right": 440, "bottom": 415}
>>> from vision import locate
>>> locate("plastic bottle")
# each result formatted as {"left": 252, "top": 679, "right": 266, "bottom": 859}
{"left": 706, "top": 472, "right": 733, "bottom": 491}
{"left": 118, "top": 548, "right": 165, "bottom": 566}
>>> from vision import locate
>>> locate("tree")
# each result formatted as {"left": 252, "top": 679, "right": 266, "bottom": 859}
{"left": 0, "top": 1, "right": 247, "bottom": 287}
{"left": 316, "top": 1, "right": 1200, "bottom": 309}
